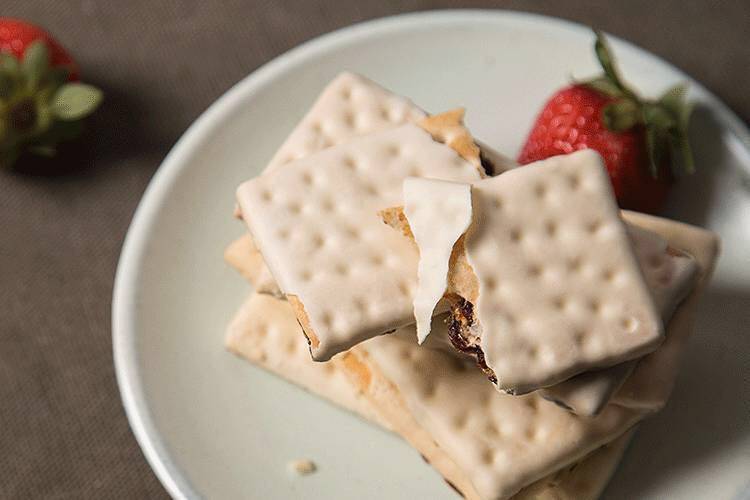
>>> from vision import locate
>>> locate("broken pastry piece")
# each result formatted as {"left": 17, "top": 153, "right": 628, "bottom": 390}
{"left": 264, "top": 72, "right": 427, "bottom": 173}
{"left": 392, "top": 149, "right": 664, "bottom": 394}
{"left": 386, "top": 200, "right": 704, "bottom": 414}
{"left": 403, "top": 177, "right": 473, "bottom": 343}
{"left": 344, "top": 215, "right": 717, "bottom": 499}
{"left": 236, "top": 111, "right": 489, "bottom": 361}
{"left": 344, "top": 324, "right": 645, "bottom": 500}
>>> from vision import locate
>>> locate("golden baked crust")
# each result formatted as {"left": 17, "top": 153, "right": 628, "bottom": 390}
{"left": 419, "top": 109, "right": 483, "bottom": 174}
{"left": 286, "top": 294, "right": 320, "bottom": 351}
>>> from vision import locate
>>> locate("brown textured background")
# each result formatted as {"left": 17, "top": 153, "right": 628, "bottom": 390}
{"left": 1, "top": 1, "right": 748, "bottom": 498}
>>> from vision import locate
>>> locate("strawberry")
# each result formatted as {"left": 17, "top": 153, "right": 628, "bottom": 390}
{"left": 518, "top": 31, "right": 693, "bottom": 213}
{"left": 0, "top": 18, "right": 102, "bottom": 170}
{"left": 0, "top": 18, "right": 79, "bottom": 80}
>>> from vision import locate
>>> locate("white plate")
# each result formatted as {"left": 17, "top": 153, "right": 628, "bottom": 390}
{"left": 113, "top": 10, "right": 750, "bottom": 500}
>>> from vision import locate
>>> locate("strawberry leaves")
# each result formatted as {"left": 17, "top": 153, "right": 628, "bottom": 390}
{"left": 52, "top": 83, "right": 102, "bottom": 120}
{"left": 21, "top": 40, "right": 50, "bottom": 90}
{"left": 593, "top": 30, "right": 633, "bottom": 99}
{"left": 583, "top": 30, "right": 695, "bottom": 179}
{"left": 602, "top": 98, "right": 639, "bottom": 132}
{"left": 583, "top": 76, "right": 623, "bottom": 98}
{"left": 0, "top": 40, "right": 101, "bottom": 169}
{"left": 658, "top": 84, "right": 695, "bottom": 174}
{"left": 0, "top": 53, "right": 20, "bottom": 98}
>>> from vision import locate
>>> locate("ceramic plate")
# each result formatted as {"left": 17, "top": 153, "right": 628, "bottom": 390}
{"left": 113, "top": 10, "right": 750, "bottom": 499}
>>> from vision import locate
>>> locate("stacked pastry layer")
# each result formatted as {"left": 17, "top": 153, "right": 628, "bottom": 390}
{"left": 226, "top": 73, "right": 719, "bottom": 499}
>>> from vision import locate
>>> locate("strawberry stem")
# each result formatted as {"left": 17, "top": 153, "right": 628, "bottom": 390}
{"left": 585, "top": 30, "right": 695, "bottom": 179}
{"left": 0, "top": 40, "right": 101, "bottom": 169}
{"left": 593, "top": 30, "right": 637, "bottom": 101}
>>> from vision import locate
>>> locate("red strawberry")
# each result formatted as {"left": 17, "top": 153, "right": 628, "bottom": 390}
{"left": 518, "top": 31, "right": 693, "bottom": 214}
{"left": 0, "top": 18, "right": 79, "bottom": 80}
{"left": 0, "top": 18, "right": 102, "bottom": 170}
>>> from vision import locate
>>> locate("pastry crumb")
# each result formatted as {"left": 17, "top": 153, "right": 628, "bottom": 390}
{"left": 288, "top": 458, "right": 317, "bottom": 476}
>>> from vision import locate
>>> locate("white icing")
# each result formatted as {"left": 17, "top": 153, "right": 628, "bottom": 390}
{"left": 403, "top": 178, "right": 472, "bottom": 343}
{"left": 362, "top": 321, "right": 644, "bottom": 499}
{"left": 464, "top": 150, "right": 663, "bottom": 393}
{"left": 612, "top": 211, "right": 719, "bottom": 410}
{"left": 265, "top": 72, "right": 427, "bottom": 173}
{"left": 237, "top": 124, "right": 481, "bottom": 360}
{"left": 240, "top": 72, "right": 428, "bottom": 295}
{"left": 541, "top": 225, "right": 699, "bottom": 415}
{"left": 628, "top": 224, "right": 699, "bottom": 319}
{"left": 514, "top": 430, "right": 634, "bottom": 500}
{"left": 361, "top": 216, "right": 716, "bottom": 497}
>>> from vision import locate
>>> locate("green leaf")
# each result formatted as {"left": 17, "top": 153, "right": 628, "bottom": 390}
{"left": 52, "top": 83, "right": 103, "bottom": 120}
{"left": 581, "top": 76, "right": 623, "bottom": 98}
{"left": 602, "top": 99, "right": 640, "bottom": 131}
{"left": 0, "top": 53, "right": 20, "bottom": 100}
{"left": 678, "top": 99, "right": 694, "bottom": 130}
{"left": 644, "top": 124, "right": 660, "bottom": 177}
{"left": 659, "top": 84, "right": 688, "bottom": 116}
{"left": 677, "top": 132, "right": 695, "bottom": 175}
{"left": 21, "top": 41, "right": 50, "bottom": 91}
{"left": 642, "top": 102, "right": 676, "bottom": 131}
{"left": 0, "top": 70, "right": 14, "bottom": 99}
{"left": 669, "top": 100, "right": 695, "bottom": 176}
{"left": 0, "top": 52, "right": 20, "bottom": 74}
{"left": 594, "top": 30, "right": 627, "bottom": 93}
{"left": 34, "top": 101, "right": 53, "bottom": 135}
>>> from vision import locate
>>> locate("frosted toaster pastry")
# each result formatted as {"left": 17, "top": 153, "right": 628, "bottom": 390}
{"left": 382, "top": 202, "right": 699, "bottom": 415}
{"left": 343, "top": 226, "right": 714, "bottom": 500}
{"left": 229, "top": 72, "right": 515, "bottom": 297}
{"left": 540, "top": 220, "right": 699, "bottom": 415}
{"left": 384, "top": 189, "right": 716, "bottom": 415}
{"left": 343, "top": 323, "right": 646, "bottom": 500}
{"left": 226, "top": 293, "right": 385, "bottom": 425}
{"left": 513, "top": 429, "right": 634, "bottom": 500}
{"left": 611, "top": 211, "right": 719, "bottom": 410}
{"left": 229, "top": 136, "right": 514, "bottom": 297}
{"left": 264, "top": 72, "right": 427, "bottom": 173}
{"left": 235, "top": 112, "right": 485, "bottom": 361}
{"left": 391, "top": 149, "right": 664, "bottom": 394}
{"left": 225, "top": 290, "right": 635, "bottom": 499}
{"left": 262, "top": 71, "right": 515, "bottom": 177}
{"left": 230, "top": 72, "right": 424, "bottom": 293}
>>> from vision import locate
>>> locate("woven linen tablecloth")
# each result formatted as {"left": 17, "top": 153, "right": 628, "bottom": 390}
{"left": 2, "top": 1, "right": 748, "bottom": 497}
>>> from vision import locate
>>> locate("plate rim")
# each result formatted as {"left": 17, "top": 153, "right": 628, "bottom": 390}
{"left": 111, "top": 9, "right": 750, "bottom": 499}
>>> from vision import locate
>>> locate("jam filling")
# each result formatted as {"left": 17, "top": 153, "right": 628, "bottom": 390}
{"left": 447, "top": 297, "right": 498, "bottom": 385}
{"left": 479, "top": 150, "right": 496, "bottom": 176}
